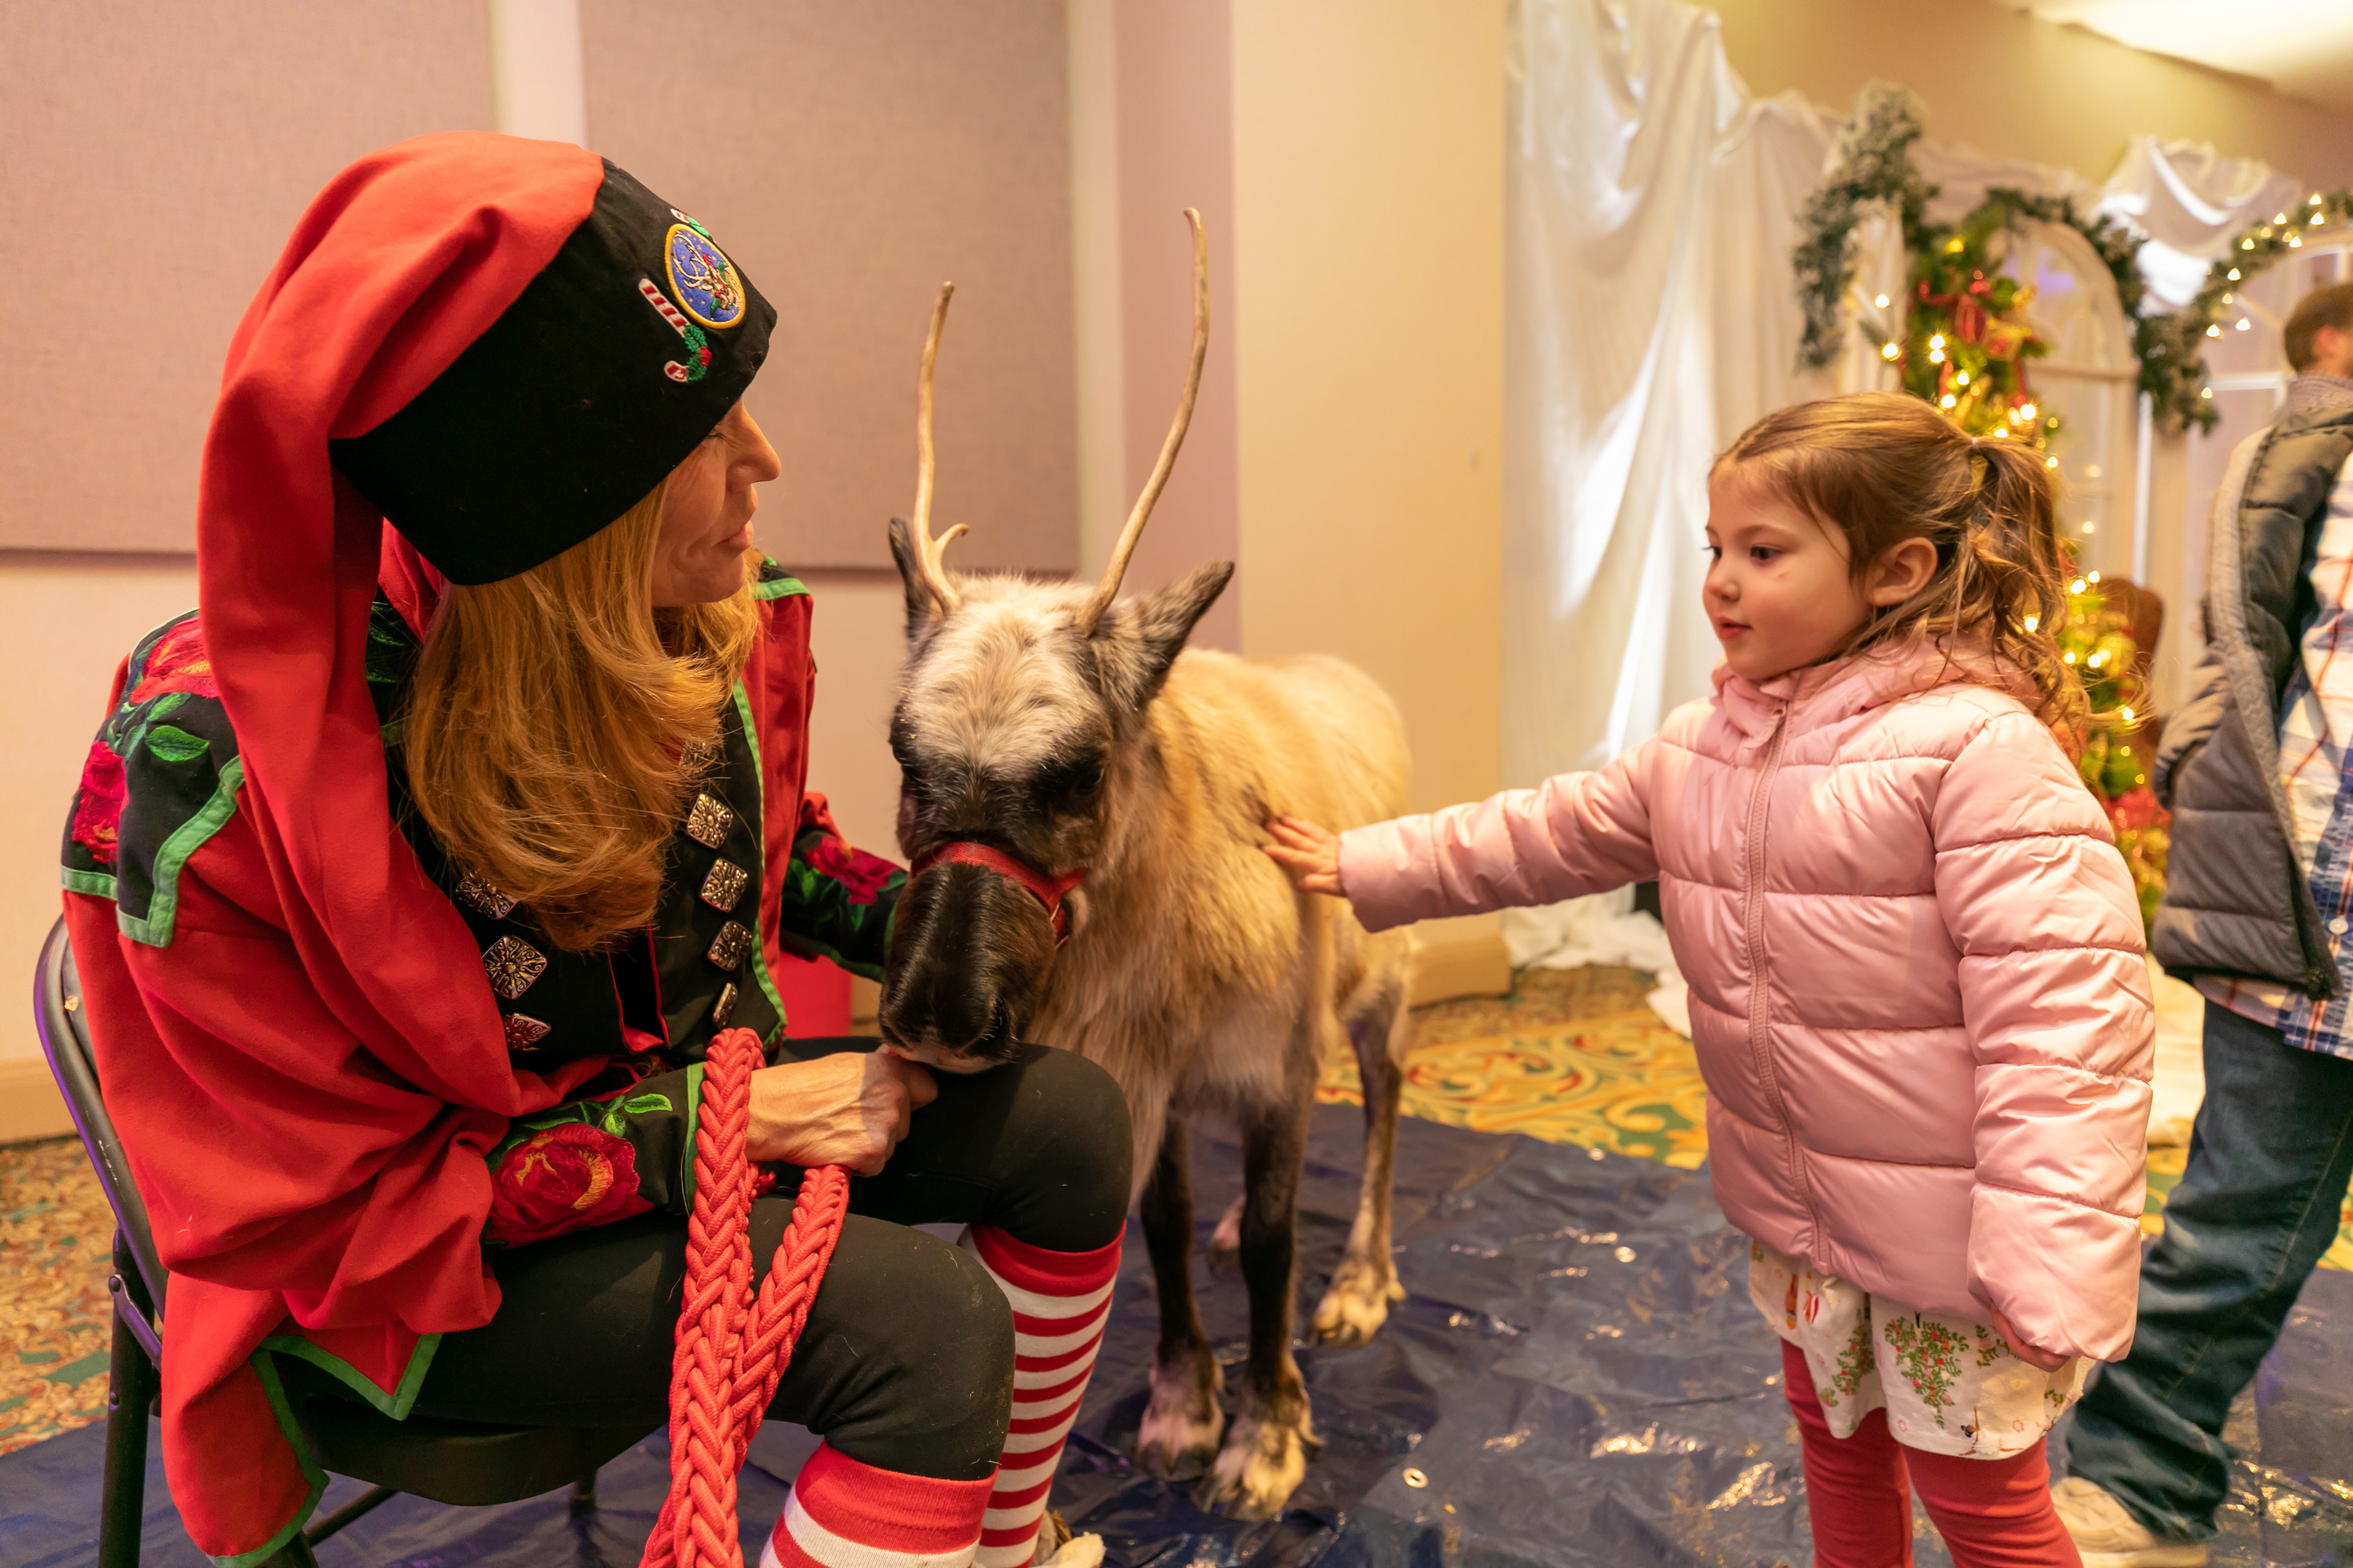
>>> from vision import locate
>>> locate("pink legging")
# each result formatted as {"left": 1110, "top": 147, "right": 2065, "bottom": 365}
{"left": 1782, "top": 1342, "right": 2081, "bottom": 1568}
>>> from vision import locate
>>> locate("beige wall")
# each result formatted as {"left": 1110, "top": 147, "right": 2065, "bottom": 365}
{"left": 1714, "top": 0, "right": 2353, "bottom": 190}
{"left": 0, "top": 0, "right": 496, "bottom": 554}
{"left": 797, "top": 573, "right": 916, "bottom": 860}
{"left": 1100, "top": 0, "right": 1245, "bottom": 652}
{"left": 582, "top": 0, "right": 1081, "bottom": 575}
{"left": 1229, "top": 0, "right": 1506, "bottom": 817}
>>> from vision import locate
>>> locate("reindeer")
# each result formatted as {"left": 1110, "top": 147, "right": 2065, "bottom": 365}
{"left": 875, "top": 214, "right": 1414, "bottom": 1520}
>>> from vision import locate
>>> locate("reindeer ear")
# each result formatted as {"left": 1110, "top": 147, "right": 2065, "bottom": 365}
{"left": 1090, "top": 560, "right": 1233, "bottom": 711}
{"left": 887, "top": 518, "right": 945, "bottom": 638}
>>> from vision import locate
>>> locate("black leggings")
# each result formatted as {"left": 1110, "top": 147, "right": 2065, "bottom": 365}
{"left": 378, "top": 1040, "right": 1127, "bottom": 1480}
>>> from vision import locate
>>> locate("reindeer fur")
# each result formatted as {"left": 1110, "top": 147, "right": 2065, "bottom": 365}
{"left": 880, "top": 554, "right": 1414, "bottom": 1520}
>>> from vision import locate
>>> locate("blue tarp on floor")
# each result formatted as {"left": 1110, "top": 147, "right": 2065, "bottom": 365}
{"left": 9, "top": 1106, "right": 2353, "bottom": 1567}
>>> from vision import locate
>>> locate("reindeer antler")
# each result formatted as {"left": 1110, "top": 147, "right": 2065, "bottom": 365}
{"left": 1075, "top": 209, "right": 1209, "bottom": 637}
{"left": 908, "top": 282, "right": 967, "bottom": 615}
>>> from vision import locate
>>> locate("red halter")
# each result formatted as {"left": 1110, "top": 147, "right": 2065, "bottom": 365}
{"left": 911, "top": 841, "right": 1086, "bottom": 946}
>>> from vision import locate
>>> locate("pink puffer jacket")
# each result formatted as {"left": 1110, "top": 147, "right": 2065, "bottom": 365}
{"left": 1341, "top": 645, "right": 2153, "bottom": 1362}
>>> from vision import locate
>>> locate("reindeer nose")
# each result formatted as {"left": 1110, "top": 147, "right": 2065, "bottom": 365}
{"left": 876, "top": 860, "right": 1058, "bottom": 1064}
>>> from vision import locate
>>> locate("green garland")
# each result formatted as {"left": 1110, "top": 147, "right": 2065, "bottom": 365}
{"left": 1794, "top": 85, "right": 1936, "bottom": 371}
{"left": 2174, "top": 190, "right": 2353, "bottom": 429}
{"left": 1796, "top": 83, "right": 2353, "bottom": 436}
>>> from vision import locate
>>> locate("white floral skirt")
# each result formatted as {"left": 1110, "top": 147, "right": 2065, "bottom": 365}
{"left": 1747, "top": 1239, "right": 2089, "bottom": 1460}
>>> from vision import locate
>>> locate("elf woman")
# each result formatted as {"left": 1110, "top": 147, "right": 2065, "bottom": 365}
{"left": 58, "top": 135, "right": 1126, "bottom": 1568}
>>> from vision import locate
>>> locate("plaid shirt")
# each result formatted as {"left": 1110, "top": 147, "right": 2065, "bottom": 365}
{"left": 2201, "top": 376, "right": 2353, "bottom": 1055}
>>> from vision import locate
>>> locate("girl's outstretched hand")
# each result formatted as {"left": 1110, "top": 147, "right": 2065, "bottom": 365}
{"left": 1263, "top": 815, "right": 1344, "bottom": 895}
{"left": 1989, "top": 1303, "right": 2069, "bottom": 1372}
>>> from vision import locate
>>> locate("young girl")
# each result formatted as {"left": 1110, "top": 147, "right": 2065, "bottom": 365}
{"left": 1267, "top": 392, "right": 2153, "bottom": 1568}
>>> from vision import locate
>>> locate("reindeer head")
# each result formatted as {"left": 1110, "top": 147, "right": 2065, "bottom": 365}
{"left": 878, "top": 213, "right": 1227, "bottom": 1070}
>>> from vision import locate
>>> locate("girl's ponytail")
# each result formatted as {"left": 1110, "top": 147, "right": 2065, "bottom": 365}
{"left": 1962, "top": 438, "right": 2086, "bottom": 750}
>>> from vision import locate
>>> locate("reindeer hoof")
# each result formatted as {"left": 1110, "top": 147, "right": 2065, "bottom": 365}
{"left": 1194, "top": 1407, "right": 1318, "bottom": 1520}
{"left": 1310, "top": 1259, "right": 1402, "bottom": 1348}
{"left": 1135, "top": 1368, "right": 1226, "bottom": 1481}
{"left": 1206, "top": 1195, "right": 1245, "bottom": 1273}
{"left": 1033, "top": 1515, "right": 1104, "bottom": 1568}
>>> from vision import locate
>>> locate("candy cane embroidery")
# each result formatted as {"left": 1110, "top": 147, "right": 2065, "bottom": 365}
{"left": 637, "top": 278, "right": 711, "bottom": 384}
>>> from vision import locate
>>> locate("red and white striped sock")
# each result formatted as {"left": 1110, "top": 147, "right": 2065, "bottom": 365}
{"left": 760, "top": 1442, "right": 996, "bottom": 1568}
{"left": 966, "top": 1226, "right": 1122, "bottom": 1568}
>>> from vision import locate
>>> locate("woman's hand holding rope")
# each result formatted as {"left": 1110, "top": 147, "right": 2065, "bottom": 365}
{"left": 747, "top": 1050, "right": 937, "bottom": 1173}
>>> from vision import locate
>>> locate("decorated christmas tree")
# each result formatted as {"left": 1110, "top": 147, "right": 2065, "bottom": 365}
{"left": 2052, "top": 565, "right": 2169, "bottom": 926}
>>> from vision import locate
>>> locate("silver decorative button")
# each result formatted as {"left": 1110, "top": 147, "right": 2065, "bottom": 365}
{"left": 2332, "top": 917, "right": 2348, "bottom": 936}
{"left": 701, "top": 858, "right": 749, "bottom": 913}
{"left": 685, "top": 792, "right": 734, "bottom": 849}
{"left": 710, "top": 981, "right": 739, "bottom": 1030}
{"left": 483, "top": 936, "right": 547, "bottom": 999}
{"left": 456, "top": 871, "right": 517, "bottom": 919}
{"left": 707, "top": 920, "right": 753, "bottom": 971}
{"left": 502, "top": 1013, "right": 551, "bottom": 1050}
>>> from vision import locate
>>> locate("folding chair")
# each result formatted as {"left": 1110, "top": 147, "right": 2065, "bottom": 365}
{"left": 34, "top": 917, "right": 652, "bottom": 1567}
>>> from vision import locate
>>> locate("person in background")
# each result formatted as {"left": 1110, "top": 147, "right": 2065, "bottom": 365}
{"left": 1268, "top": 390, "right": 2153, "bottom": 1568}
{"left": 2055, "top": 282, "right": 2353, "bottom": 1568}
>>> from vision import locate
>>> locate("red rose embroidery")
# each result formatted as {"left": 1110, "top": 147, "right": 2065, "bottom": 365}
{"left": 71, "top": 742, "right": 128, "bottom": 866}
{"left": 486, "top": 1122, "right": 654, "bottom": 1247}
{"left": 805, "top": 835, "right": 896, "bottom": 905}
{"left": 125, "top": 620, "right": 219, "bottom": 706}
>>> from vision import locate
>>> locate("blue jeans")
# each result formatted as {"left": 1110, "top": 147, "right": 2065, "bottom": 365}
{"left": 2064, "top": 1000, "right": 2353, "bottom": 1541}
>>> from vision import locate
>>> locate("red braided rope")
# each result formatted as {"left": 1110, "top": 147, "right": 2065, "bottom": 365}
{"left": 640, "top": 1026, "right": 852, "bottom": 1568}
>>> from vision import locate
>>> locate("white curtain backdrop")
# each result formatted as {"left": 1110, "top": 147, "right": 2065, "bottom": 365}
{"left": 1503, "top": 0, "right": 1835, "bottom": 786}
{"left": 2098, "top": 138, "right": 2303, "bottom": 310}
{"left": 1502, "top": 0, "right": 2306, "bottom": 1005}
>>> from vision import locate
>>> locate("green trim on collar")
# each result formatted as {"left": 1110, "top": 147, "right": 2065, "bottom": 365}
{"left": 752, "top": 567, "right": 808, "bottom": 602}
{"left": 729, "top": 679, "right": 790, "bottom": 1041}
{"left": 257, "top": 1329, "right": 442, "bottom": 1420}
{"left": 114, "top": 755, "right": 247, "bottom": 948}
{"left": 678, "top": 1061, "right": 707, "bottom": 1210}
{"left": 61, "top": 867, "right": 118, "bottom": 901}
{"left": 213, "top": 1351, "right": 329, "bottom": 1568}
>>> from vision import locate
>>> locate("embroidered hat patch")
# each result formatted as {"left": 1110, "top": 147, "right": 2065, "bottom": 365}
{"left": 665, "top": 223, "right": 746, "bottom": 329}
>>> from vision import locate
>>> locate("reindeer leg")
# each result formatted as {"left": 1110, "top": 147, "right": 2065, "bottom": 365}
{"left": 1134, "top": 1112, "right": 1225, "bottom": 1481}
{"left": 1196, "top": 1091, "right": 1319, "bottom": 1520}
{"left": 1312, "top": 970, "right": 1408, "bottom": 1346}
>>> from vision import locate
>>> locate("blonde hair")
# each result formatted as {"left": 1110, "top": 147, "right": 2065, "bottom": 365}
{"left": 1716, "top": 392, "right": 2088, "bottom": 749}
{"left": 400, "top": 482, "right": 761, "bottom": 952}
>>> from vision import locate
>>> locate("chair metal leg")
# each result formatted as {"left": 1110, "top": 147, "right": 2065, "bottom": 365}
{"left": 98, "top": 1300, "right": 157, "bottom": 1568}
{"left": 254, "top": 1533, "right": 320, "bottom": 1568}
{"left": 305, "top": 1483, "right": 398, "bottom": 1544}
{"left": 570, "top": 1469, "right": 598, "bottom": 1516}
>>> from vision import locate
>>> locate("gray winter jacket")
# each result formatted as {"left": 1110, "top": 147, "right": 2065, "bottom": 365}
{"left": 2150, "top": 395, "right": 2353, "bottom": 997}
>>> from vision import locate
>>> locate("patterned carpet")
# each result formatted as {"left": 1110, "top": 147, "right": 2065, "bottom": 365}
{"left": 0, "top": 1138, "right": 115, "bottom": 1457}
{"left": 5, "top": 964, "right": 2348, "bottom": 1459}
